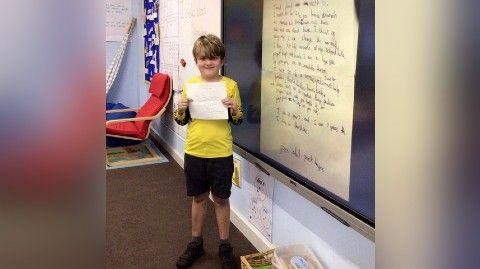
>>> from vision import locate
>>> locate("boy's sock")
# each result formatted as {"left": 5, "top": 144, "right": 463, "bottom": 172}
{"left": 219, "top": 238, "right": 230, "bottom": 246}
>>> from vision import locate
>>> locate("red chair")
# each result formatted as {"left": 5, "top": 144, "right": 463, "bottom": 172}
{"left": 106, "top": 73, "right": 171, "bottom": 140}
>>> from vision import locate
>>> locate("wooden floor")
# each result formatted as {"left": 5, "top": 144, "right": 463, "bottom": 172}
{"left": 106, "top": 145, "right": 257, "bottom": 268}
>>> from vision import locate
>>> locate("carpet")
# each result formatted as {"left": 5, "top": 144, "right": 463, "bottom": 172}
{"left": 106, "top": 145, "right": 258, "bottom": 268}
{"left": 106, "top": 140, "right": 168, "bottom": 170}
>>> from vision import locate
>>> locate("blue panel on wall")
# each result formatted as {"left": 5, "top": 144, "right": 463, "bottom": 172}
{"left": 144, "top": 0, "right": 159, "bottom": 82}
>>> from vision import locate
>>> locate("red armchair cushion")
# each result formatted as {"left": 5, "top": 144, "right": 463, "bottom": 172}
{"left": 149, "top": 73, "right": 170, "bottom": 97}
{"left": 106, "top": 73, "right": 171, "bottom": 140}
{"left": 134, "top": 97, "right": 162, "bottom": 138}
{"left": 134, "top": 73, "right": 171, "bottom": 137}
{"left": 106, "top": 121, "right": 144, "bottom": 139}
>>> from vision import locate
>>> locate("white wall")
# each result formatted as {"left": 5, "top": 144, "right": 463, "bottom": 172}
{"left": 106, "top": 0, "right": 148, "bottom": 108}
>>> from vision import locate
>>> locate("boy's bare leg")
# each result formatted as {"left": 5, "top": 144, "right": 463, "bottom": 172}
{"left": 212, "top": 194, "right": 230, "bottom": 240}
{"left": 177, "top": 192, "right": 207, "bottom": 269}
{"left": 192, "top": 192, "right": 209, "bottom": 237}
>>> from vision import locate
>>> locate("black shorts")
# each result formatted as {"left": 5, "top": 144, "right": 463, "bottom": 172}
{"left": 184, "top": 153, "right": 234, "bottom": 199}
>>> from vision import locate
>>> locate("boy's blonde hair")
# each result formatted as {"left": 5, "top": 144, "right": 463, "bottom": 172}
{"left": 192, "top": 34, "right": 225, "bottom": 62}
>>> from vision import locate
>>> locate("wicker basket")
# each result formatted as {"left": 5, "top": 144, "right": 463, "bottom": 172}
{"left": 240, "top": 249, "right": 274, "bottom": 269}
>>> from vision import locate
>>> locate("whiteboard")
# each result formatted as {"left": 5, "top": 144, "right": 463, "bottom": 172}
{"left": 223, "top": 0, "right": 375, "bottom": 224}
{"left": 260, "top": 0, "right": 359, "bottom": 201}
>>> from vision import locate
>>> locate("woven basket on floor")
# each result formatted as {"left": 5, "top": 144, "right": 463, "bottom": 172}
{"left": 240, "top": 249, "right": 274, "bottom": 269}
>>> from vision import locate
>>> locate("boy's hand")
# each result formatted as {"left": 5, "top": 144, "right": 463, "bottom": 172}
{"left": 222, "top": 98, "right": 238, "bottom": 116}
{"left": 177, "top": 97, "right": 191, "bottom": 115}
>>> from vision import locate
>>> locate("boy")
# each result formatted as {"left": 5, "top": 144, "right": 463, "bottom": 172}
{"left": 174, "top": 34, "right": 243, "bottom": 269}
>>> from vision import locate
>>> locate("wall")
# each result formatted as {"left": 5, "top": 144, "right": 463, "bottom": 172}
{"left": 106, "top": 0, "right": 149, "bottom": 107}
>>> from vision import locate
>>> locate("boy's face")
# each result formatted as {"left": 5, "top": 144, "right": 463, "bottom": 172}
{"left": 195, "top": 50, "right": 223, "bottom": 81}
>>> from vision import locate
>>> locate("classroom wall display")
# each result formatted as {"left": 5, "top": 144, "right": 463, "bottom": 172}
{"left": 248, "top": 164, "right": 274, "bottom": 242}
{"left": 224, "top": 0, "right": 375, "bottom": 226}
{"left": 106, "top": 0, "right": 132, "bottom": 41}
{"left": 159, "top": 0, "right": 180, "bottom": 91}
{"left": 261, "top": 0, "right": 358, "bottom": 201}
{"left": 144, "top": 0, "right": 160, "bottom": 82}
{"left": 157, "top": 0, "right": 221, "bottom": 140}
{"left": 158, "top": 0, "right": 184, "bottom": 139}
{"left": 178, "top": 0, "right": 221, "bottom": 89}
{"left": 158, "top": 0, "right": 220, "bottom": 92}
{"left": 159, "top": 91, "right": 187, "bottom": 139}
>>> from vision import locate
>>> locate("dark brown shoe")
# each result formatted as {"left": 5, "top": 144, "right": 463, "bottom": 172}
{"left": 176, "top": 241, "right": 205, "bottom": 269}
{"left": 219, "top": 242, "right": 238, "bottom": 269}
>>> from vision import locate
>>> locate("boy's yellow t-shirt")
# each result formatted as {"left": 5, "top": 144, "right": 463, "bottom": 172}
{"left": 175, "top": 76, "right": 242, "bottom": 158}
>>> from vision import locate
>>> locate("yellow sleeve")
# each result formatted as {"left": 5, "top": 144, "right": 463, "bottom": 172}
{"left": 230, "top": 82, "right": 244, "bottom": 123}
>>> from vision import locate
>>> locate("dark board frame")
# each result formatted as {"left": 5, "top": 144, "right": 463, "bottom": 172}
{"left": 222, "top": 0, "right": 375, "bottom": 240}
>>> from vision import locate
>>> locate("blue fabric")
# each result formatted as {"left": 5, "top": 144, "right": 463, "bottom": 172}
{"left": 105, "top": 103, "right": 115, "bottom": 110}
{"left": 106, "top": 103, "right": 141, "bottom": 147}
{"left": 106, "top": 103, "right": 136, "bottom": 119}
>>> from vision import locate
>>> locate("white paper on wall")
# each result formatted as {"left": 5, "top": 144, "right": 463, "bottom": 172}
{"left": 158, "top": 0, "right": 221, "bottom": 138}
{"left": 260, "top": 0, "right": 359, "bottom": 201}
{"left": 248, "top": 164, "right": 274, "bottom": 242}
{"left": 159, "top": 0, "right": 180, "bottom": 91}
{"left": 178, "top": 0, "right": 221, "bottom": 89}
{"left": 106, "top": 0, "right": 132, "bottom": 41}
{"left": 160, "top": 91, "right": 187, "bottom": 139}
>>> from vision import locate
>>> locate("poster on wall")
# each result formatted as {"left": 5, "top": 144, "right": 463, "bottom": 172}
{"left": 159, "top": 0, "right": 180, "bottom": 91}
{"left": 260, "top": 0, "right": 359, "bottom": 201}
{"left": 157, "top": 0, "right": 220, "bottom": 138}
{"left": 178, "top": 0, "right": 221, "bottom": 91}
{"left": 248, "top": 164, "right": 274, "bottom": 242}
{"left": 160, "top": 91, "right": 187, "bottom": 139}
{"left": 106, "top": 0, "right": 132, "bottom": 41}
{"left": 144, "top": 0, "right": 160, "bottom": 82}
